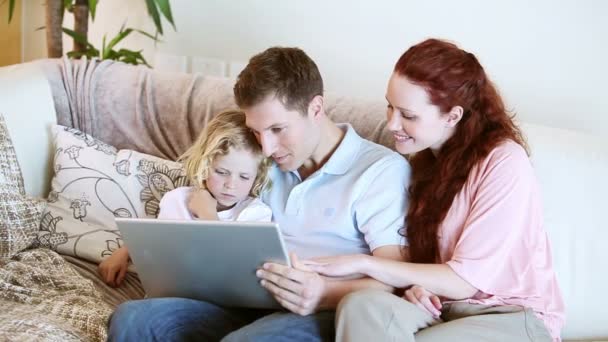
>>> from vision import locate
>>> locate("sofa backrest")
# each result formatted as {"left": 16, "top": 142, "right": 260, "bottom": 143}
{"left": 40, "top": 58, "right": 396, "bottom": 162}
{"left": 0, "top": 61, "right": 57, "bottom": 198}
{"left": 521, "top": 122, "right": 608, "bottom": 340}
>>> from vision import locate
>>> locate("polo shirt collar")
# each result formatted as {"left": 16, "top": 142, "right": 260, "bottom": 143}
{"left": 320, "top": 123, "right": 361, "bottom": 175}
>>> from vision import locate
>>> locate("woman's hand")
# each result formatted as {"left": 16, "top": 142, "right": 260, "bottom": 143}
{"left": 187, "top": 188, "right": 218, "bottom": 220}
{"left": 403, "top": 285, "right": 442, "bottom": 318}
{"left": 303, "top": 254, "right": 370, "bottom": 279}
{"left": 98, "top": 246, "right": 130, "bottom": 287}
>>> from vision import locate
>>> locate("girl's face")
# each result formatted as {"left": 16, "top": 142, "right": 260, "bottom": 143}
{"left": 385, "top": 73, "right": 458, "bottom": 155}
{"left": 206, "top": 147, "right": 260, "bottom": 211}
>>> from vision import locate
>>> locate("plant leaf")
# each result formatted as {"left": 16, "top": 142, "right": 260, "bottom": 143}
{"left": 66, "top": 51, "right": 81, "bottom": 59}
{"left": 101, "top": 34, "right": 106, "bottom": 58}
{"left": 62, "top": 27, "right": 96, "bottom": 50}
{"left": 105, "top": 28, "right": 134, "bottom": 53}
{"left": 153, "top": 0, "right": 175, "bottom": 30}
{"left": 88, "top": 0, "right": 97, "bottom": 20}
{"left": 63, "top": 0, "right": 73, "bottom": 12}
{"left": 135, "top": 29, "right": 162, "bottom": 42}
{"left": 8, "top": 0, "right": 15, "bottom": 23}
{"left": 145, "top": 0, "right": 163, "bottom": 35}
{"left": 117, "top": 48, "right": 150, "bottom": 67}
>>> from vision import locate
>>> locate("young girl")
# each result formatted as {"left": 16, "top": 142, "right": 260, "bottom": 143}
{"left": 99, "top": 110, "right": 273, "bottom": 287}
{"left": 306, "top": 39, "right": 565, "bottom": 341}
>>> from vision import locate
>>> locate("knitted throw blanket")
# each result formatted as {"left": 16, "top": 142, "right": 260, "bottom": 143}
{"left": 0, "top": 248, "right": 113, "bottom": 341}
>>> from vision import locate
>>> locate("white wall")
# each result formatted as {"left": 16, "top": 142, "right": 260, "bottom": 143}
{"left": 23, "top": 0, "right": 608, "bottom": 136}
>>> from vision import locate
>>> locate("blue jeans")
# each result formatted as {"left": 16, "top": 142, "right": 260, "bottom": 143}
{"left": 107, "top": 297, "right": 335, "bottom": 342}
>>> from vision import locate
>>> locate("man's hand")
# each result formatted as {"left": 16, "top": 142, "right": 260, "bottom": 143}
{"left": 256, "top": 253, "right": 326, "bottom": 316}
{"left": 187, "top": 188, "right": 218, "bottom": 220}
{"left": 403, "top": 285, "right": 442, "bottom": 318}
{"left": 98, "top": 246, "right": 130, "bottom": 287}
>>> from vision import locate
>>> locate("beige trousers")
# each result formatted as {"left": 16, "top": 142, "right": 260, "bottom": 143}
{"left": 335, "top": 289, "right": 553, "bottom": 342}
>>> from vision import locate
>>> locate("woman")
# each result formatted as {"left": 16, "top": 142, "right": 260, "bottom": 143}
{"left": 306, "top": 39, "right": 564, "bottom": 341}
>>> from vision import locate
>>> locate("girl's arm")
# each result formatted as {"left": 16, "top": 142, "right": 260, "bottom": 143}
{"left": 187, "top": 188, "right": 219, "bottom": 220}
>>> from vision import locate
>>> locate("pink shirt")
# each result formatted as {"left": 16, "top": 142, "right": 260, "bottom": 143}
{"left": 441, "top": 141, "right": 565, "bottom": 340}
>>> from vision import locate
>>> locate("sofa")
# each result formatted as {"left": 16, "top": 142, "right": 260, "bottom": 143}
{"left": 0, "top": 58, "right": 606, "bottom": 341}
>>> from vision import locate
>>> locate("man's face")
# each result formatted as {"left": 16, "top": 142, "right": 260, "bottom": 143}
{"left": 244, "top": 95, "right": 319, "bottom": 172}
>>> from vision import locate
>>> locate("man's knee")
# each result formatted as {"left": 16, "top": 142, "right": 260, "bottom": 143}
{"left": 223, "top": 311, "right": 334, "bottom": 342}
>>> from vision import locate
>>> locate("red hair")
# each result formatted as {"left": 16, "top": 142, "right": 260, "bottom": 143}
{"left": 395, "top": 39, "right": 529, "bottom": 263}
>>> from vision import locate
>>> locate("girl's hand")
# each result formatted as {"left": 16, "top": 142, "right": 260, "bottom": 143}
{"left": 187, "top": 188, "right": 218, "bottom": 219}
{"left": 403, "top": 285, "right": 442, "bottom": 318}
{"left": 302, "top": 254, "right": 369, "bottom": 279}
{"left": 98, "top": 246, "right": 130, "bottom": 287}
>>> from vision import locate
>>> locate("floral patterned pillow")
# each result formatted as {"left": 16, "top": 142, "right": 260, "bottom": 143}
{"left": 34, "top": 125, "right": 188, "bottom": 264}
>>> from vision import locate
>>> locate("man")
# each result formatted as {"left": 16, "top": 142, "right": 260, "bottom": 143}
{"left": 108, "top": 47, "right": 410, "bottom": 341}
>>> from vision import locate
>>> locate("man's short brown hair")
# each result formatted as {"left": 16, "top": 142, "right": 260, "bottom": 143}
{"left": 234, "top": 47, "right": 323, "bottom": 115}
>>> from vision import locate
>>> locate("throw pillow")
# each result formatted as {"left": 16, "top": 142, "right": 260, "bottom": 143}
{"left": 35, "top": 125, "right": 188, "bottom": 264}
{"left": 0, "top": 113, "right": 46, "bottom": 260}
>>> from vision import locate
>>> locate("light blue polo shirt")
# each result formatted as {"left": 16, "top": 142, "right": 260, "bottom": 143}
{"left": 262, "top": 124, "right": 410, "bottom": 259}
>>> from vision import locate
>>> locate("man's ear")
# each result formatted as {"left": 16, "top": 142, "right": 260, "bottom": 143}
{"left": 308, "top": 95, "right": 324, "bottom": 120}
{"left": 445, "top": 105, "right": 464, "bottom": 127}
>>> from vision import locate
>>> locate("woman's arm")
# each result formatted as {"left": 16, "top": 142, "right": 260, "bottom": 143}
{"left": 308, "top": 254, "right": 477, "bottom": 300}
{"left": 363, "top": 256, "right": 478, "bottom": 299}
{"left": 310, "top": 143, "right": 538, "bottom": 301}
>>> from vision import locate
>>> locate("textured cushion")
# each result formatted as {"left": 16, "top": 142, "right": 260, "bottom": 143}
{"left": 0, "top": 248, "right": 114, "bottom": 341}
{"left": 0, "top": 113, "right": 46, "bottom": 260}
{"left": 35, "top": 125, "right": 187, "bottom": 264}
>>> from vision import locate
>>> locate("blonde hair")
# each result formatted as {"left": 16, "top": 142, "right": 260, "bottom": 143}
{"left": 179, "top": 110, "right": 272, "bottom": 197}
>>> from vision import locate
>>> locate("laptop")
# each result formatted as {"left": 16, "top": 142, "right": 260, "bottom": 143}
{"left": 115, "top": 218, "right": 291, "bottom": 309}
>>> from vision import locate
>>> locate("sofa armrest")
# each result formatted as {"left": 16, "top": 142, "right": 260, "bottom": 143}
{"left": 0, "top": 61, "right": 58, "bottom": 198}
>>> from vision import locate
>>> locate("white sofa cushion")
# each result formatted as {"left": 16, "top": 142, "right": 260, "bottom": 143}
{"left": 0, "top": 61, "right": 56, "bottom": 198}
{"left": 522, "top": 123, "right": 608, "bottom": 340}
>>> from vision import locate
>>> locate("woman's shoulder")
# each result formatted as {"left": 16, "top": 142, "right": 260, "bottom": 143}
{"left": 489, "top": 140, "right": 528, "bottom": 160}
{"left": 483, "top": 140, "right": 531, "bottom": 171}
{"left": 473, "top": 140, "right": 535, "bottom": 187}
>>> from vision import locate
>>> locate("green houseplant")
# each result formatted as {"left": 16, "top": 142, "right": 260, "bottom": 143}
{"left": 5, "top": 0, "right": 175, "bottom": 66}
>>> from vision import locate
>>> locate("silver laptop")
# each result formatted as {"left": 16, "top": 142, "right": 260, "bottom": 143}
{"left": 115, "top": 218, "right": 291, "bottom": 309}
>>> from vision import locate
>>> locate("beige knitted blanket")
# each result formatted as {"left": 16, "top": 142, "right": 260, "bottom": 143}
{"left": 0, "top": 248, "right": 113, "bottom": 341}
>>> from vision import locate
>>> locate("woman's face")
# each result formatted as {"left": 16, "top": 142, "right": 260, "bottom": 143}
{"left": 385, "top": 73, "right": 457, "bottom": 155}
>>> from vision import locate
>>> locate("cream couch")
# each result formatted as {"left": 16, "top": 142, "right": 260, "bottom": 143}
{"left": 0, "top": 58, "right": 606, "bottom": 341}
